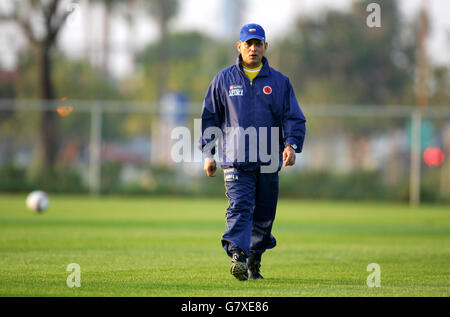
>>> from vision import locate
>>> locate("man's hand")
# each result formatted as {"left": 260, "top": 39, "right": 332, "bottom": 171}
{"left": 204, "top": 157, "right": 217, "bottom": 177}
{"left": 283, "top": 145, "right": 296, "bottom": 167}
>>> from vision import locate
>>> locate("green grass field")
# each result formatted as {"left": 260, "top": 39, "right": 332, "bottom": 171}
{"left": 0, "top": 194, "right": 449, "bottom": 297}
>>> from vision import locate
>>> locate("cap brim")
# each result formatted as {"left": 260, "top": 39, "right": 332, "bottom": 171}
{"left": 240, "top": 35, "right": 265, "bottom": 42}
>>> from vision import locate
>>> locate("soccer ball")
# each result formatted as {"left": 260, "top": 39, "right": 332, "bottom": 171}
{"left": 26, "top": 190, "right": 50, "bottom": 213}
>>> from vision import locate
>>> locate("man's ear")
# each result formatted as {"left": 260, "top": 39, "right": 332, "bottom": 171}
{"left": 264, "top": 42, "right": 268, "bottom": 51}
{"left": 236, "top": 41, "right": 242, "bottom": 53}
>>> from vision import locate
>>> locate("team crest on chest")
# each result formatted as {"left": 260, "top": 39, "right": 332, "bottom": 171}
{"left": 229, "top": 85, "right": 243, "bottom": 97}
{"left": 263, "top": 86, "right": 272, "bottom": 95}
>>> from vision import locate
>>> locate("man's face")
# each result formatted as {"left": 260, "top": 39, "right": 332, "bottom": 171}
{"left": 237, "top": 39, "right": 268, "bottom": 68}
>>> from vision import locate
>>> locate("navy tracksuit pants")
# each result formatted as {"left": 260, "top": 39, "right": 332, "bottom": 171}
{"left": 222, "top": 168, "right": 279, "bottom": 258}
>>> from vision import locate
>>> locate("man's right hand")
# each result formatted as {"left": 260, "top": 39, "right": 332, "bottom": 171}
{"left": 204, "top": 157, "right": 217, "bottom": 177}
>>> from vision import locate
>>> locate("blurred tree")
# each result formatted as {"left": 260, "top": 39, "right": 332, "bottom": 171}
{"left": 0, "top": 0, "right": 72, "bottom": 172}
{"left": 90, "top": 0, "right": 124, "bottom": 79}
{"left": 145, "top": 0, "right": 179, "bottom": 101}
{"left": 12, "top": 50, "right": 128, "bottom": 158}
{"left": 276, "top": 0, "right": 417, "bottom": 105}
{"left": 429, "top": 66, "right": 450, "bottom": 106}
{"left": 134, "top": 31, "right": 229, "bottom": 102}
{"left": 123, "top": 0, "right": 140, "bottom": 68}
{"left": 0, "top": 71, "right": 18, "bottom": 164}
{"left": 125, "top": 31, "right": 229, "bottom": 137}
{"left": 415, "top": 0, "right": 430, "bottom": 109}
{"left": 51, "top": 53, "right": 122, "bottom": 100}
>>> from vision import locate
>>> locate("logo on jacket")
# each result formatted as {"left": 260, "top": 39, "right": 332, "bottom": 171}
{"left": 263, "top": 86, "right": 272, "bottom": 95}
{"left": 229, "top": 85, "right": 243, "bottom": 97}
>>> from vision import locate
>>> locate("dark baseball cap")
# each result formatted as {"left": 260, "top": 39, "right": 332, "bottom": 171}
{"left": 239, "top": 23, "right": 266, "bottom": 42}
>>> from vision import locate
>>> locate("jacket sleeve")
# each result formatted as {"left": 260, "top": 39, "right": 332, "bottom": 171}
{"left": 199, "top": 75, "right": 224, "bottom": 158}
{"left": 282, "top": 78, "right": 306, "bottom": 153}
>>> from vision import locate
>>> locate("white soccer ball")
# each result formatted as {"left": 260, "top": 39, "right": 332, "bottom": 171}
{"left": 26, "top": 190, "right": 50, "bottom": 213}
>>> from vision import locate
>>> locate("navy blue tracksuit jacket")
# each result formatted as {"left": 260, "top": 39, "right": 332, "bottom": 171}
{"left": 200, "top": 55, "right": 306, "bottom": 257}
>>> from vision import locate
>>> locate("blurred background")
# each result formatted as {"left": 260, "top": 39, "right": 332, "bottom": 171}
{"left": 0, "top": 0, "right": 448, "bottom": 204}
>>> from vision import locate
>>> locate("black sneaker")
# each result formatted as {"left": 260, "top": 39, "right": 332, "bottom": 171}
{"left": 247, "top": 252, "right": 263, "bottom": 280}
{"left": 230, "top": 250, "right": 248, "bottom": 281}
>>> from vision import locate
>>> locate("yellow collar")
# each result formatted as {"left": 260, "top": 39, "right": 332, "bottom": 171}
{"left": 243, "top": 64, "right": 263, "bottom": 72}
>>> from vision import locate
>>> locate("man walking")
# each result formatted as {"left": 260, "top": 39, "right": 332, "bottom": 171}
{"left": 200, "top": 23, "right": 306, "bottom": 281}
